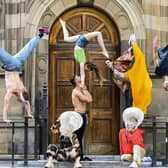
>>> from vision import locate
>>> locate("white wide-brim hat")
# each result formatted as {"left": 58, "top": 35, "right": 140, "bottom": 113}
{"left": 123, "top": 107, "right": 144, "bottom": 128}
{"left": 59, "top": 111, "right": 83, "bottom": 136}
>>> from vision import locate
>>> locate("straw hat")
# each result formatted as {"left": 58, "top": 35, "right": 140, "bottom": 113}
{"left": 123, "top": 107, "right": 144, "bottom": 128}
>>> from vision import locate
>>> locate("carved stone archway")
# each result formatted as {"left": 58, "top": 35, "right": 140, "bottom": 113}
{"left": 24, "top": 0, "right": 146, "bottom": 112}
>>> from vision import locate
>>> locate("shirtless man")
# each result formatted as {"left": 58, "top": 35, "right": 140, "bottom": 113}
{"left": 1, "top": 28, "right": 48, "bottom": 123}
{"left": 3, "top": 71, "right": 33, "bottom": 123}
{"left": 70, "top": 75, "right": 92, "bottom": 160}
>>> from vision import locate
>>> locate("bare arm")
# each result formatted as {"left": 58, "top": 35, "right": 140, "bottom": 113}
{"left": 3, "top": 91, "right": 12, "bottom": 122}
{"left": 113, "top": 69, "right": 128, "bottom": 82}
{"left": 113, "top": 78, "right": 129, "bottom": 92}
{"left": 76, "top": 87, "right": 92, "bottom": 103}
{"left": 24, "top": 101, "right": 33, "bottom": 118}
{"left": 153, "top": 36, "right": 160, "bottom": 67}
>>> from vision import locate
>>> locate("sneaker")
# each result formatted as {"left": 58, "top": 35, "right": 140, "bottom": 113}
{"left": 74, "top": 161, "right": 82, "bottom": 168}
{"left": 44, "top": 161, "right": 54, "bottom": 168}
{"left": 39, "top": 28, "right": 49, "bottom": 35}
{"left": 142, "top": 156, "right": 152, "bottom": 162}
{"left": 129, "top": 161, "right": 138, "bottom": 168}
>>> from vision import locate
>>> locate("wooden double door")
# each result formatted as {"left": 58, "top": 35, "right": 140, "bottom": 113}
{"left": 49, "top": 7, "right": 120, "bottom": 154}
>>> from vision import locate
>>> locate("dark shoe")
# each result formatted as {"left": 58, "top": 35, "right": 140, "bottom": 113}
{"left": 39, "top": 28, "right": 49, "bottom": 35}
{"left": 1, "top": 64, "right": 5, "bottom": 69}
{"left": 81, "top": 156, "right": 92, "bottom": 161}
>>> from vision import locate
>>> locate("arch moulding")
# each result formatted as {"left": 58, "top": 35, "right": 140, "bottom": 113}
{"left": 23, "top": 0, "right": 146, "bottom": 110}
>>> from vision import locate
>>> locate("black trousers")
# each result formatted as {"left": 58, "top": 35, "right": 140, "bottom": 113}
{"left": 74, "top": 113, "right": 87, "bottom": 159}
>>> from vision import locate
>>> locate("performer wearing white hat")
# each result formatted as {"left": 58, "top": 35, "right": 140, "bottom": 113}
{"left": 119, "top": 107, "right": 146, "bottom": 168}
{"left": 50, "top": 111, "right": 83, "bottom": 141}
{"left": 45, "top": 111, "right": 83, "bottom": 168}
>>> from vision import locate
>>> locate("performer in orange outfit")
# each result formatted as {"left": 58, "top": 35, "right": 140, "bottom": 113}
{"left": 119, "top": 107, "right": 145, "bottom": 168}
{"left": 125, "top": 34, "right": 152, "bottom": 114}
{"left": 106, "top": 34, "right": 152, "bottom": 114}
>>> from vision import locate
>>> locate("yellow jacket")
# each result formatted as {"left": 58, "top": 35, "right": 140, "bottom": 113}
{"left": 126, "top": 43, "right": 152, "bottom": 114}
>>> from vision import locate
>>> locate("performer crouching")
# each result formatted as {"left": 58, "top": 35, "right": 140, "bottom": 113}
{"left": 44, "top": 111, "right": 83, "bottom": 168}
{"left": 119, "top": 107, "right": 145, "bottom": 168}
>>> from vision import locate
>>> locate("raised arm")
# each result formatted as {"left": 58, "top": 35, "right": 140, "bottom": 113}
{"left": 153, "top": 36, "right": 160, "bottom": 67}
{"left": 3, "top": 91, "right": 13, "bottom": 122}
{"left": 76, "top": 87, "right": 92, "bottom": 103}
{"left": 24, "top": 100, "right": 33, "bottom": 118}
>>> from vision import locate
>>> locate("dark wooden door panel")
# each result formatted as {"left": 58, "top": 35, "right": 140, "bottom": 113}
{"left": 49, "top": 7, "right": 120, "bottom": 154}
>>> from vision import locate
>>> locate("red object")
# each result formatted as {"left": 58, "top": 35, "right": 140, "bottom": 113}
{"left": 39, "top": 28, "right": 49, "bottom": 34}
{"left": 119, "top": 128, "right": 145, "bottom": 156}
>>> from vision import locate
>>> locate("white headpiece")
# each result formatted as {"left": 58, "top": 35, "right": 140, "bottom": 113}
{"left": 123, "top": 107, "right": 144, "bottom": 129}
{"left": 59, "top": 111, "right": 83, "bottom": 138}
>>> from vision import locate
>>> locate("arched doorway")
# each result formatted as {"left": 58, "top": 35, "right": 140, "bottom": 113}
{"left": 49, "top": 7, "right": 120, "bottom": 154}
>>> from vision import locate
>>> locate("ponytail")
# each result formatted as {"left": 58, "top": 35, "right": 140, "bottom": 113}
{"left": 85, "top": 62, "right": 105, "bottom": 86}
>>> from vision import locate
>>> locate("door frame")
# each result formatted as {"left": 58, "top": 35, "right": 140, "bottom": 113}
{"left": 49, "top": 7, "right": 121, "bottom": 154}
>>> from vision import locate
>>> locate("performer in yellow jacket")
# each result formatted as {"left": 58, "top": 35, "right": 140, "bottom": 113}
{"left": 126, "top": 34, "right": 152, "bottom": 114}
{"left": 105, "top": 34, "right": 152, "bottom": 114}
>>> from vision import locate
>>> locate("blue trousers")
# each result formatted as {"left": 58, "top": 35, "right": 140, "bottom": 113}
{"left": 0, "top": 36, "right": 40, "bottom": 71}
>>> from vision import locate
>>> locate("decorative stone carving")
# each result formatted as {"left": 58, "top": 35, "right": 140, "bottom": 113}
{"left": 39, "top": 12, "right": 55, "bottom": 28}
{"left": 37, "top": 55, "right": 48, "bottom": 73}
{"left": 116, "top": 14, "right": 130, "bottom": 30}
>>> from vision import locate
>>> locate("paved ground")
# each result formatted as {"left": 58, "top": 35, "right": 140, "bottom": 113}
{"left": 0, "top": 160, "right": 167, "bottom": 168}
{"left": 0, "top": 155, "right": 167, "bottom": 168}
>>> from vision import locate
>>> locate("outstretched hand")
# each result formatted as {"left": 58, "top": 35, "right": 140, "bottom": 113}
{"left": 153, "top": 36, "right": 160, "bottom": 67}
{"left": 25, "top": 113, "right": 34, "bottom": 120}
{"left": 3, "top": 119, "right": 12, "bottom": 124}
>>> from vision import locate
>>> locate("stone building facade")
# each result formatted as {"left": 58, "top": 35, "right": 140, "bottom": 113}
{"left": 0, "top": 0, "right": 167, "bottom": 158}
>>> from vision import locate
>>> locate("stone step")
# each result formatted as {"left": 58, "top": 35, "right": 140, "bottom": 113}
{"left": 16, "top": 160, "right": 167, "bottom": 168}
{"left": 15, "top": 155, "right": 168, "bottom": 168}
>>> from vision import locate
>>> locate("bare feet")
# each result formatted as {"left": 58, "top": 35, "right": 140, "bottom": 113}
{"left": 3, "top": 114, "right": 12, "bottom": 123}
{"left": 3, "top": 118, "right": 12, "bottom": 123}
{"left": 44, "top": 161, "right": 54, "bottom": 168}
{"left": 74, "top": 162, "right": 82, "bottom": 168}
{"left": 25, "top": 114, "right": 34, "bottom": 119}
{"left": 102, "top": 50, "right": 109, "bottom": 58}
{"left": 74, "top": 157, "right": 82, "bottom": 168}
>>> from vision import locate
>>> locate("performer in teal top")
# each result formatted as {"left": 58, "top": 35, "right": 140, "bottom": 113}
{"left": 60, "top": 19, "right": 109, "bottom": 88}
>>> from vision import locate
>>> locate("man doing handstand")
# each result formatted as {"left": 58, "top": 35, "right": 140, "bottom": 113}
{"left": 2, "top": 28, "right": 48, "bottom": 122}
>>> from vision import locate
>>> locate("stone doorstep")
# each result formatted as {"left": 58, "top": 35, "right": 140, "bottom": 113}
{"left": 16, "top": 158, "right": 165, "bottom": 168}
{"left": 0, "top": 155, "right": 167, "bottom": 168}
{"left": 0, "top": 160, "right": 166, "bottom": 168}
{"left": 16, "top": 160, "right": 167, "bottom": 168}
